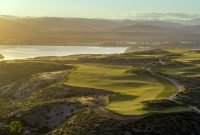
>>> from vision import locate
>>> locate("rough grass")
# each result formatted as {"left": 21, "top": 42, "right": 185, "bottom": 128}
{"left": 0, "top": 60, "right": 69, "bottom": 86}
{"left": 66, "top": 64, "right": 178, "bottom": 115}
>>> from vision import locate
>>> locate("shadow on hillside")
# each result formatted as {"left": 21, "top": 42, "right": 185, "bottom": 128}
{"left": 109, "top": 93, "right": 137, "bottom": 102}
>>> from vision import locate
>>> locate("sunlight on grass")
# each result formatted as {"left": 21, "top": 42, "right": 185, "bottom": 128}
{"left": 66, "top": 64, "right": 178, "bottom": 115}
{"left": 154, "top": 49, "right": 200, "bottom": 77}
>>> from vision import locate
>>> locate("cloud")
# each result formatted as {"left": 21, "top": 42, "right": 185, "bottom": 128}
{"left": 120, "top": 12, "right": 200, "bottom": 20}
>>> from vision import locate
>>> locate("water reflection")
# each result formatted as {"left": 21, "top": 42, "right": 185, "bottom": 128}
{"left": 0, "top": 45, "right": 127, "bottom": 60}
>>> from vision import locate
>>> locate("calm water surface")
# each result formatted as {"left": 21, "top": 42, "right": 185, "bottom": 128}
{"left": 0, "top": 45, "right": 127, "bottom": 60}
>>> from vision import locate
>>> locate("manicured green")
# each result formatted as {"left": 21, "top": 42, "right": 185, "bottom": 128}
{"left": 66, "top": 64, "right": 178, "bottom": 115}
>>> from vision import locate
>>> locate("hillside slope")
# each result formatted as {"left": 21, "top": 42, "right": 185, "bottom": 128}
{"left": 0, "top": 49, "right": 200, "bottom": 134}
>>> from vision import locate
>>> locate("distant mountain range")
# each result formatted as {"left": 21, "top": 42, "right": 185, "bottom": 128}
{"left": 0, "top": 16, "right": 200, "bottom": 45}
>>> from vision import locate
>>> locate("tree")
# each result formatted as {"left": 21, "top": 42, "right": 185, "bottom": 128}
{"left": 10, "top": 121, "right": 22, "bottom": 133}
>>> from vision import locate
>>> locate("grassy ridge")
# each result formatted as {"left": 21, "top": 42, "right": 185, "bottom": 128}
{"left": 0, "top": 61, "right": 69, "bottom": 86}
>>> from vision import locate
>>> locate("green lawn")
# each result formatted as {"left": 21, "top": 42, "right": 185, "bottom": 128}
{"left": 66, "top": 64, "right": 180, "bottom": 115}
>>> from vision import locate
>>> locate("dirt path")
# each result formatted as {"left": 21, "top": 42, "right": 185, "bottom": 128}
{"left": 146, "top": 68, "right": 182, "bottom": 99}
{"left": 148, "top": 59, "right": 200, "bottom": 113}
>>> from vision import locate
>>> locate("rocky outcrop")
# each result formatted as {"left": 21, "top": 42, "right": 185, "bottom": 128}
{"left": 48, "top": 108, "right": 122, "bottom": 135}
{"left": 15, "top": 102, "right": 83, "bottom": 129}
{"left": 0, "top": 70, "right": 70, "bottom": 100}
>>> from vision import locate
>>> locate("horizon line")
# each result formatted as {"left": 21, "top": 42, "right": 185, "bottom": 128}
{"left": 0, "top": 14, "right": 199, "bottom": 21}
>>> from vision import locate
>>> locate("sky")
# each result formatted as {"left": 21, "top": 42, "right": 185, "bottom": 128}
{"left": 0, "top": 0, "right": 200, "bottom": 19}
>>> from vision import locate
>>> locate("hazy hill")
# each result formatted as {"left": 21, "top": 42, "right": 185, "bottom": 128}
{"left": 18, "top": 18, "right": 185, "bottom": 32}
{"left": 0, "top": 17, "right": 200, "bottom": 45}
{"left": 17, "top": 18, "right": 125, "bottom": 32}
{"left": 0, "top": 18, "right": 40, "bottom": 44}
{"left": 111, "top": 24, "right": 190, "bottom": 33}
{"left": 122, "top": 20, "right": 183, "bottom": 28}
{"left": 184, "top": 25, "right": 200, "bottom": 33}
{"left": 0, "top": 18, "right": 38, "bottom": 33}
{"left": 184, "top": 18, "right": 200, "bottom": 25}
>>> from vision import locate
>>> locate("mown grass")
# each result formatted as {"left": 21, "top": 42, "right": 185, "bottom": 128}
{"left": 174, "top": 52, "right": 200, "bottom": 63}
{"left": 66, "top": 64, "right": 178, "bottom": 115}
{"left": 153, "top": 49, "right": 200, "bottom": 77}
{"left": 154, "top": 64, "right": 200, "bottom": 77}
